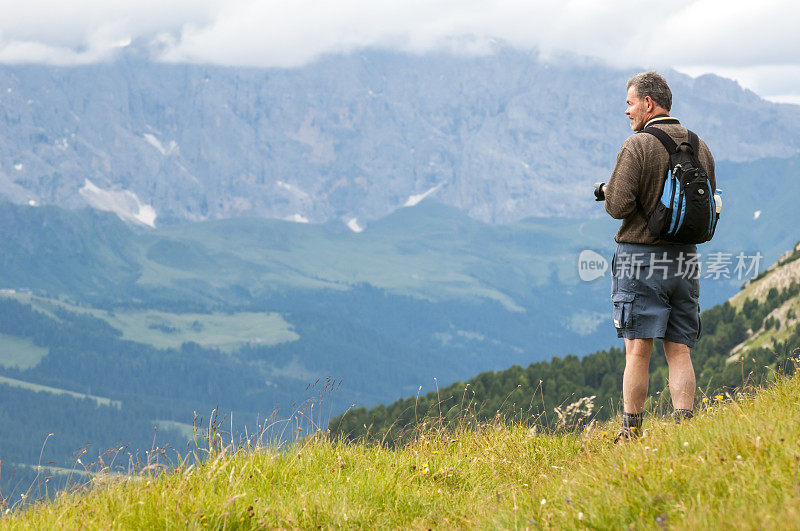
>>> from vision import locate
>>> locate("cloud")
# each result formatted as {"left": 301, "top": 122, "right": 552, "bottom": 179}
{"left": 1, "top": 0, "right": 799, "bottom": 102}
{"left": 0, "top": 25, "right": 131, "bottom": 65}
{"left": 0, "top": 0, "right": 217, "bottom": 64}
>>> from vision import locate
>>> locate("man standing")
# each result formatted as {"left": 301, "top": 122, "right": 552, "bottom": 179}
{"left": 595, "top": 71, "right": 716, "bottom": 439}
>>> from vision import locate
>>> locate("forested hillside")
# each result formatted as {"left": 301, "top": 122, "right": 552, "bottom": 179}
{"left": 330, "top": 243, "right": 800, "bottom": 443}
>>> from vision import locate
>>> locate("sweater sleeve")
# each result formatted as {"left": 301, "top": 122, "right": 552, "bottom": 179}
{"left": 604, "top": 143, "right": 642, "bottom": 219}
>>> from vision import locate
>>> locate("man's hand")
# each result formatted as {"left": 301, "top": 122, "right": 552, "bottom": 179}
{"left": 594, "top": 182, "right": 606, "bottom": 201}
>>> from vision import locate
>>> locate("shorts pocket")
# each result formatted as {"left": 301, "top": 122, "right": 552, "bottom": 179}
{"left": 612, "top": 291, "right": 636, "bottom": 330}
{"left": 697, "top": 309, "right": 702, "bottom": 339}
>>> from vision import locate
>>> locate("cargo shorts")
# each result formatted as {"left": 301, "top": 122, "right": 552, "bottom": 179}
{"left": 611, "top": 242, "right": 701, "bottom": 348}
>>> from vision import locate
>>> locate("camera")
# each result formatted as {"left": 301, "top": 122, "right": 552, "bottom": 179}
{"left": 593, "top": 182, "right": 606, "bottom": 201}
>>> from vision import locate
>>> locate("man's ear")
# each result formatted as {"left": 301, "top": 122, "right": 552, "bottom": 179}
{"left": 643, "top": 95, "right": 655, "bottom": 113}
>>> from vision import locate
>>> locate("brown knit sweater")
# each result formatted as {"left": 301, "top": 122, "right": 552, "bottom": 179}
{"left": 605, "top": 116, "right": 716, "bottom": 244}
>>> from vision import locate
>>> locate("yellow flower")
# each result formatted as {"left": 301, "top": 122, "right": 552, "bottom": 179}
{"left": 714, "top": 395, "right": 723, "bottom": 401}
{"left": 702, "top": 397, "right": 709, "bottom": 403}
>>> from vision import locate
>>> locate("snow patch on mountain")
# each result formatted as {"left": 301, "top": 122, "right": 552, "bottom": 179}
{"left": 284, "top": 213, "right": 309, "bottom": 223}
{"left": 346, "top": 217, "right": 363, "bottom": 233}
{"left": 754, "top": 210, "right": 761, "bottom": 220}
{"left": 276, "top": 181, "right": 309, "bottom": 198}
{"left": 79, "top": 179, "right": 157, "bottom": 227}
{"left": 13, "top": 163, "right": 22, "bottom": 171}
{"left": 404, "top": 184, "right": 443, "bottom": 207}
{"left": 142, "top": 133, "right": 178, "bottom": 155}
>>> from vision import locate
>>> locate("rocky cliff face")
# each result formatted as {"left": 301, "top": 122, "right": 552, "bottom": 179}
{"left": 1, "top": 47, "right": 799, "bottom": 225}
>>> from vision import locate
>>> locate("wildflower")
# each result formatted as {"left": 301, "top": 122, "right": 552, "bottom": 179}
{"left": 714, "top": 395, "right": 723, "bottom": 401}
{"left": 702, "top": 397, "right": 709, "bottom": 403}
{"left": 683, "top": 441, "right": 689, "bottom": 447}
{"left": 578, "top": 512, "right": 584, "bottom": 520}
{"left": 540, "top": 498, "right": 547, "bottom": 506}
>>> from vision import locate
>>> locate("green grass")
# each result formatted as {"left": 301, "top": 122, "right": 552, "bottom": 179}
{"left": 7, "top": 294, "right": 298, "bottom": 352}
{"left": 0, "top": 376, "right": 120, "bottom": 408}
{"left": 0, "top": 334, "right": 48, "bottom": 369}
{"left": 5, "top": 371, "right": 799, "bottom": 528}
{"left": 154, "top": 420, "right": 195, "bottom": 440}
{"left": 99, "top": 310, "right": 298, "bottom": 352}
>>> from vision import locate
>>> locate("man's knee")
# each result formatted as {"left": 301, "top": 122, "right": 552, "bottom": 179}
{"left": 625, "top": 338, "right": 653, "bottom": 359}
{"left": 663, "top": 339, "right": 691, "bottom": 362}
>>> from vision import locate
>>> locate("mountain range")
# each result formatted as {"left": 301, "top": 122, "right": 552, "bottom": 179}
{"left": 2, "top": 46, "right": 800, "bottom": 226}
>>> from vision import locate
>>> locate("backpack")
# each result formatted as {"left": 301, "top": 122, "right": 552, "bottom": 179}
{"left": 637, "top": 127, "right": 719, "bottom": 244}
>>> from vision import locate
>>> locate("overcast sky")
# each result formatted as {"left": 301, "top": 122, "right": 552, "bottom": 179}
{"left": 1, "top": 0, "right": 798, "bottom": 104}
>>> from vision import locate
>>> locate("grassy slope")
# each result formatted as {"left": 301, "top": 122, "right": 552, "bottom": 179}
{"left": 727, "top": 243, "right": 800, "bottom": 361}
{"left": 5, "top": 372, "right": 799, "bottom": 529}
{"left": 731, "top": 241, "right": 800, "bottom": 311}
{"left": 1, "top": 294, "right": 298, "bottom": 353}
{"left": 0, "top": 334, "right": 47, "bottom": 369}
{"left": 0, "top": 377, "right": 120, "bottom": 408}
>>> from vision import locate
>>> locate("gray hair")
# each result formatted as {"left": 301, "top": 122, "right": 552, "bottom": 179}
{"left": 627, "top": 71, "right": 672, "bottom": 111}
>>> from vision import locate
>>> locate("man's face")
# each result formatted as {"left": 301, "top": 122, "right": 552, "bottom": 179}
{"left": 625, "top": 86, "right": 650, "bottom": 132}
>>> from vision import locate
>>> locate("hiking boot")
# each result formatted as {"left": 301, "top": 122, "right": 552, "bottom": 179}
{"left": 673, "top": 409, "right": 694, "bottom": 424}
{"left": 614, "top": 412, "right": 643, "bottom": 443}
{"left": 614, "top": 425, "right": 640, "bottom": 443}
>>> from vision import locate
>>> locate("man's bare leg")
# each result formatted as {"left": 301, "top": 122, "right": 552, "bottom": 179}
{"left": 663, "top": 340, "right": 695, "bottom": 411}
{"left": 623, "top": 338, "right": 654, "bottom": 414}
